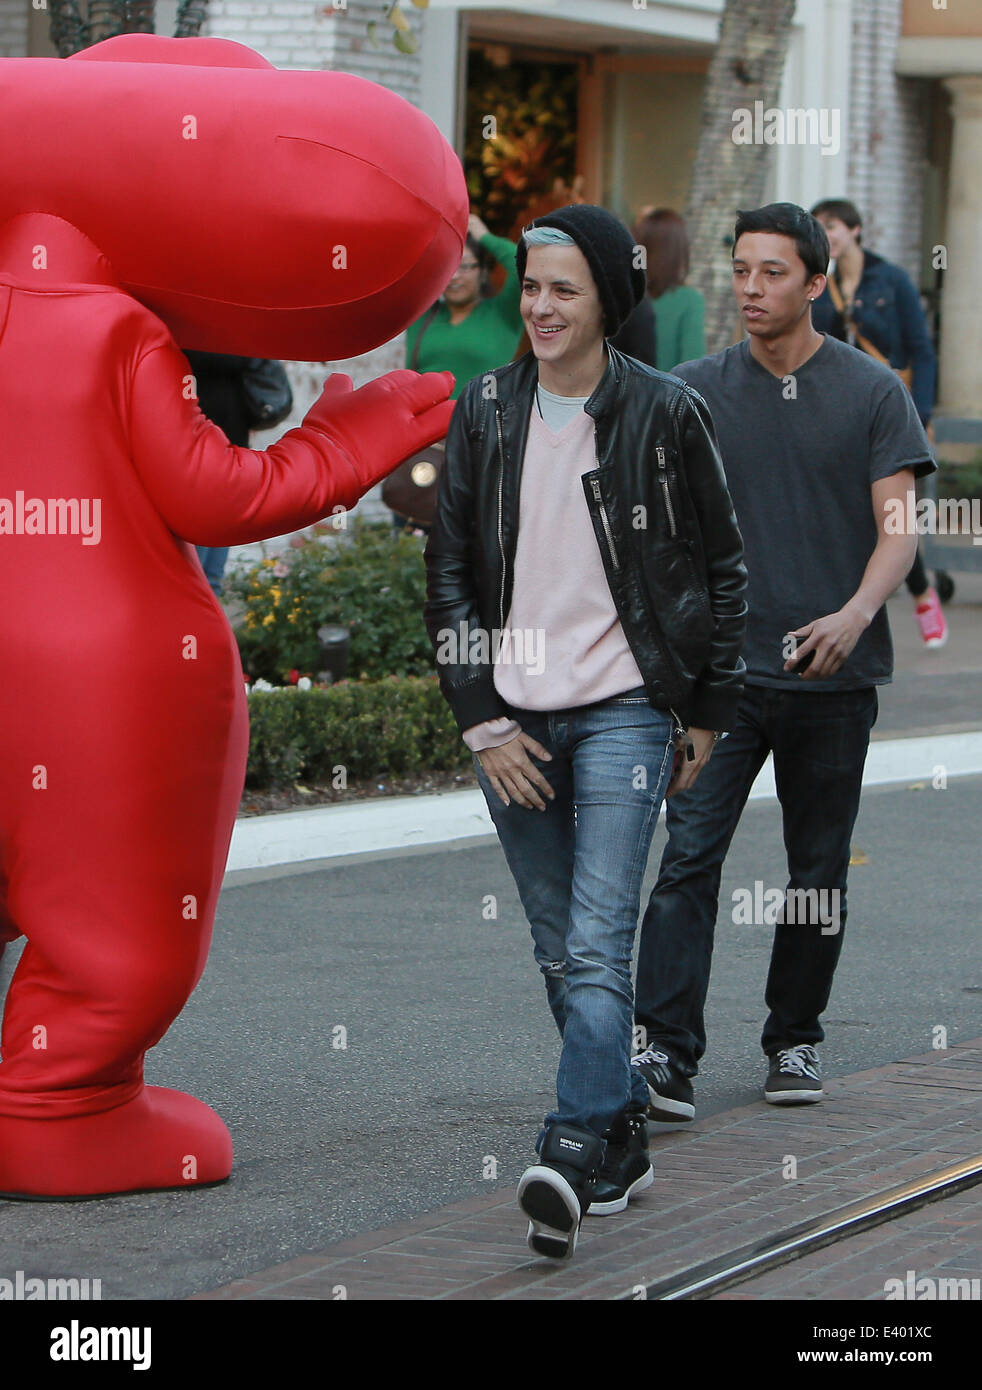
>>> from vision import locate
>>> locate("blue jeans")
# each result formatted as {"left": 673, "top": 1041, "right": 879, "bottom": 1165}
{"left": 474, "top": 690, "right": 675, "bottom": 1140}
{"left": 196, "top": 546, "right": 229, "bottom": 598}
{"left": 635, "top": 684, "right": 878, "bottom": 1075}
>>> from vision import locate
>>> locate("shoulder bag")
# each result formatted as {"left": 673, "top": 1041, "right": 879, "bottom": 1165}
{"left": 381, "top": 303, "right": 446, "bottom": 527}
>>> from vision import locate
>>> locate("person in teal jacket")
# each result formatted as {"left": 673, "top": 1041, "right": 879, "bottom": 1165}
{"left": 634, "top": 208, "right": 706, "bottom": 373}
{"left": 405, "top": 212, "right": 524, "bottom": 400}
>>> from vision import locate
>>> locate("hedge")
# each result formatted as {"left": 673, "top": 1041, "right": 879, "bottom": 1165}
{"left": 245, "top": 675, "right": 470, "bottom": 788}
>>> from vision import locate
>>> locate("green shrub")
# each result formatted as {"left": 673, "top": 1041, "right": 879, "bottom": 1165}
{"left": 936, "top": 454, "right": 982, "bottom": 502}
{"left": 245, "top": 676, "right": 470, "bottom": 788}
{"left": 227, "top": 519, "right": 434, "bottom": 684}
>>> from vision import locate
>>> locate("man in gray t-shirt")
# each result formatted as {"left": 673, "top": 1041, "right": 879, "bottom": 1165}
{"left": 675, "top": 332, "right": 933, "bottom": 691}
{"left": 632, "top": 203, "right": 934, "bottom": 1119}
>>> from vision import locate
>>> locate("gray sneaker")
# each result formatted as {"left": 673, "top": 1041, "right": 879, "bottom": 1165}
{"left": 764, "top": 1044, "right": 823, "bottom": 1104}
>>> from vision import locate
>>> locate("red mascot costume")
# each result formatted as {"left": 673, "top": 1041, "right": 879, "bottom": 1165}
{"left": 0, "top": 34, "right": 465, "bottom": 1198}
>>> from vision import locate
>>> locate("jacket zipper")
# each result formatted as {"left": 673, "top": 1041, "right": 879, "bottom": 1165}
{"left": 589, "top": 477, "right": 621, "bottom": 570}
{"left": 588, "top": 460, "right": 685, "bottom": 708}
{"left": 657, "top": 446, "right": 677, "bottom": 538}
{"left": 495, "top": 402, "right": 506, "bottom": 631}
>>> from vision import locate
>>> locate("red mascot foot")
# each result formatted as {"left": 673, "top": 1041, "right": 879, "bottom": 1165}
{"left": 0, "top": 1087, "right": 233, "bottom": 1200}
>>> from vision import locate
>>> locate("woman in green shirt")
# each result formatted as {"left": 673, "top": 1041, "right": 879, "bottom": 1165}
{"left": 404, "top": 213, "right": 524, "bottom": 400}
{"left": 390, "top": 214, "right": 523, "bottom": 531}
{"left": 635, "top": 208, "right": 706, "bottom": 373}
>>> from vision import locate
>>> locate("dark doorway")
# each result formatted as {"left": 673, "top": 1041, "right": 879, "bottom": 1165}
{"left": 464, "top": 44, "right": 580, "bottom": 239}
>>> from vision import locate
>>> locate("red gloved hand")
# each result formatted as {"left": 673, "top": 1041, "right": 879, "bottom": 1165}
{"left": 303, "top": 370, "right": 455, "bottom": 497}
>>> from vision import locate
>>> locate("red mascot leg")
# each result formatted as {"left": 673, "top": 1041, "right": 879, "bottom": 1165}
{"left": 0, "top": 615, "right": 248, "bottom": 1197}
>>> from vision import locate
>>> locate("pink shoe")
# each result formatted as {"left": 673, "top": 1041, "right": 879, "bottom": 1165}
{"left": 914, "top": 587, "right": 948, "bottom": 649}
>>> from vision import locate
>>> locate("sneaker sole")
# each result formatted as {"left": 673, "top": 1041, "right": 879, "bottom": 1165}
{"left": 764, "top": 1087, "right": 823, "bottom": 1104}
{"left": 646, "top": 1090, "right": 695, "bottom": 1122}
{"left": 585, "top": 1163, "right": 654, "bottom": 1217}
{"left": 517, "top": 1166, "right": 580, "bottom": 1261}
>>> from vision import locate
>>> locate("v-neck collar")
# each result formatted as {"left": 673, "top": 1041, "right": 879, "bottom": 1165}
{"left": 530, "top": 394, "right": 592, "bottom": 442}
{"left": 740, "top": 333, "right": 830, "bottom": 384}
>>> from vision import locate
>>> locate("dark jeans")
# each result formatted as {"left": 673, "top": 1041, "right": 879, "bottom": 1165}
{"left": 905, "top": 547, "right": 928, "bottom": 598}
{"left": 635, "top": 684, "right": 878, "bottom": 1074}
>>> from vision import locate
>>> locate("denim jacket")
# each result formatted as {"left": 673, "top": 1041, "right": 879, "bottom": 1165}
{"left": 812, "top": 249, "right": 937, "bottom": 424}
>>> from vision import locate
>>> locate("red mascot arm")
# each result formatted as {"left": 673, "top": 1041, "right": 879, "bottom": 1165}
{"left": 130, "top": 342, "right": 455, "bottom": 545}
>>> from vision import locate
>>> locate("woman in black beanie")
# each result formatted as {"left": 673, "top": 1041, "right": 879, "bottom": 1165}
{"left": 426, "top": 202, "right": 747, "bottom": 1261}
{"left": 514, "top": 204, "right": 649, "bottom": 340}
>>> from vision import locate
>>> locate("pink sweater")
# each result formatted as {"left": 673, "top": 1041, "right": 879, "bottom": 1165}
{"left": 463, "top": 402, "right": 643, "bottom": 752}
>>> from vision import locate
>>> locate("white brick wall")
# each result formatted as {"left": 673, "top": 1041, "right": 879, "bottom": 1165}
{"left": 204, "top": 0, "right": 420, "bottom": 101}
{"left": 847, "top": 0, "right": 930, "bottom": 283}
{"left": 0, "top": 0, "right": 28, "bottom": 57}
{"left": 204, "top": 0, "right": 428, "bottom": 531}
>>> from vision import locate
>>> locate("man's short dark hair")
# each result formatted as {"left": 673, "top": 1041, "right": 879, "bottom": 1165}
{"left": 733, "top": 202, "right": 829, "bottom": 279}
{"left": 810, "top": 197, "right": 863, "bottom": 245}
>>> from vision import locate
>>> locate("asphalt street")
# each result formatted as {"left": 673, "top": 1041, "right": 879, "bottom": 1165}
{"left": 2, "top": 770, "right": 980, "bottom": 1300}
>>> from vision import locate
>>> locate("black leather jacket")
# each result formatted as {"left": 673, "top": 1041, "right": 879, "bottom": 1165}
{"left": 424, "top": 345, "right": 747, "bottom": 735}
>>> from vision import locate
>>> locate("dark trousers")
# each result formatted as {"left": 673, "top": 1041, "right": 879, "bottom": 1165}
{"left": 905, "top": 547, "right": 928, "bottom": 598}
{"left": 635, "top": 684, "right": 878, "bottom": 1073}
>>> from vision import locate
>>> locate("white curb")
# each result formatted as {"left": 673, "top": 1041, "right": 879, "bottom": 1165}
{"left": 225, "top": 731, "right": 982, "bottom": 877}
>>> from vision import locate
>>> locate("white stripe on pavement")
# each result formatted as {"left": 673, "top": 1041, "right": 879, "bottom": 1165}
{"left": 225, "top": 731, "right": 982, "bottom": 876}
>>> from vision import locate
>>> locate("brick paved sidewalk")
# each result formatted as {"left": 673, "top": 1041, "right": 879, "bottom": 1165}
{"left": 193, "top": 1040, "right": 982, "bottom": 1302}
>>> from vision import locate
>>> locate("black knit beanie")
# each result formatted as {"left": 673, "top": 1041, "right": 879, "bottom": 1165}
{"left": 515, "top": 204, "right": 646, "bottom": 336}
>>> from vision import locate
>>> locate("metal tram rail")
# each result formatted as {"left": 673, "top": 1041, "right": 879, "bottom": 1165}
{"left": 624, "top": 1153, "right": 982, "bottom": 1300}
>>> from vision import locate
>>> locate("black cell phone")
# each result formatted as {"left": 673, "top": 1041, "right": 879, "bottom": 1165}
{"left": 794, "top": 635, "right": 815, "bottom": 673}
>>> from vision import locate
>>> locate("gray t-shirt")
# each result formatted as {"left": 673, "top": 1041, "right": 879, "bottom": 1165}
{"left": 674, "top": 335, "right": 935, "bottom": 690}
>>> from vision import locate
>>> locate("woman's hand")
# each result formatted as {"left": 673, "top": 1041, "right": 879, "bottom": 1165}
{"left": 468, "top": 212, "right": 490, "bottom": 243}
{"left": 666, "top": 727, "right": 717, "bottom": 798}
{"left": 478, "top": 732, "right": 554, "bottom": 810}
